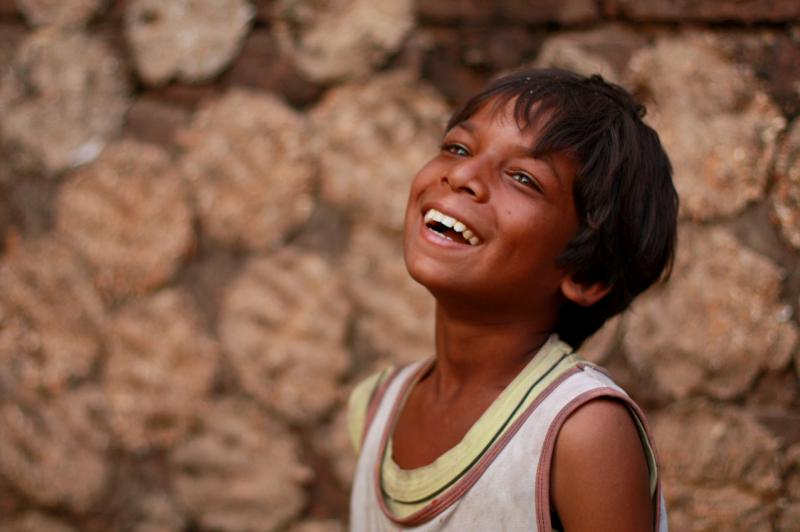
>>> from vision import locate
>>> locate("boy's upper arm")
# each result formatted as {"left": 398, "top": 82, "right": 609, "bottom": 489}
{"left": 551, "top": 398, "right": 654, "bottom": 532}
{"left": 346, "top": 367, "right": 393, "bottom": 454}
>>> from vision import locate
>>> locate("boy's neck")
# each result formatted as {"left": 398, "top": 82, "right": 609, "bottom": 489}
{"left": 428, "top": 303, "right": 555, "bottom": 398}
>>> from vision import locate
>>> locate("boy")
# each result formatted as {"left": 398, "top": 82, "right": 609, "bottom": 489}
{"left": 348, "top": 69, "right": 677, "bottom": 531}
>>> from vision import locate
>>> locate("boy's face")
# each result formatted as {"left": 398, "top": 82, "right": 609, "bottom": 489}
{"left": 403, "top": 98, "right": 581, "bottom": 319}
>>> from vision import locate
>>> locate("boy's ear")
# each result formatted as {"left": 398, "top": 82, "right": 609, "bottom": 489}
{"left": 560, "top": 275, "right": 612, "bottom": 307}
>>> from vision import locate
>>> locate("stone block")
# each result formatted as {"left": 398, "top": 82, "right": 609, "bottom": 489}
{"left": 625, "top": 224, "right": 799, "bottom": 400}
{"left": 627, "top": 33, "right": 785, "bottom": 221}
{"left": 171, "top": 398, "right": 311, "bottom": 531}
{"left": 310, "top": 71, "right": 449, "bottom": 233}
{"left": 273, "top": 0, "right": 413, "bottom": 83}
{"left": 0, "top": 29, "right": 129, "bottom": 176}
{"left": 124, "top": 0, "right": 254, "bottom": 85}
{"left": 219, "top": 248, "right": 350, "bottom": 423}
{"left": 180, "top": 89, "right": 315, "bottom": 251}
{"left": 55, "top": 140, "right": 194, "bottom": 301}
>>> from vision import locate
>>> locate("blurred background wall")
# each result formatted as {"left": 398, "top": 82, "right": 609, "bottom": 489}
{"left": 0, "top": 1, "right": 799, "bottom": 531}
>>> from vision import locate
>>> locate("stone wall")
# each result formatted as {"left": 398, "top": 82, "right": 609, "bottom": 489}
{"left": 0, "top": 1, "right": 798, "bottom": 530}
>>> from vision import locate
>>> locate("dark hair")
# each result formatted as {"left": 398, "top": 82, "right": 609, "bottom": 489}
{"left": 446, "top": 68, "right": 678, "bottom": 348}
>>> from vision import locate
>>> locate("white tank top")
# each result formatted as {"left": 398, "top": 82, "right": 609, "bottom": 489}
{"left": 350, "top": 360, "right": 669, "bottom": 531}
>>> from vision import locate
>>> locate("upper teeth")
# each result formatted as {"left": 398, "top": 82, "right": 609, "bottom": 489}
{"left": 423, "top": 208, "right": 481, "bottom": 246}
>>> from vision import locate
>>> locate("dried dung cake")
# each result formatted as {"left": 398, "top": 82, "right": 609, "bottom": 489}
{"left": 344, "top": 225, "right": 434, "bottom": 368}
{"left": 104, "top": 289, "right": 219, "bottom": 451}
{"left": 311, "top": 71, "right": 449, "bottom": 233}
{"left": 125, "top": 0, "right": 254, "bottom": 85}
{"left": 180, "top": 89, "right": 315, "bottom": 251}
{"left": 0, "top": 386, "right": 111, "bottom": 513}
{"left": 56, "top": 140, "right": 194, "bottom": 301}
{"left": 0, "top": 29, "right": 129, "bottom": 176}
{"left": 219, "top": 247, "right": 350, "bottom": 423}
{"left": 171, "top": 398, "right": 311, "bottom": 531}
{"left": 652, "top": 399, "right": 782, "bottom": 530}
{"left": 16, "top": 0, "right": 107, "bottom": 28}
{"left": 627, "top": 33, "right": 785, "bottom": 221}
{"left": 0, "top": 238, "right": 104, "bottom": 392}
{"left": 625, "top": 224, "right": 799, "bottom": 400}
{"left": 273, "top": 0, "right": 413, "bottom": 83}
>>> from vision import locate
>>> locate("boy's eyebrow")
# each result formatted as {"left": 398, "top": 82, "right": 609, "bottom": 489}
{"left": 530, "top": 152, "right": 566, "bottom": 190}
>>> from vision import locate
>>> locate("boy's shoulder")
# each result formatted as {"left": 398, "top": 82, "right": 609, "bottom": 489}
{"left": 347, "top": 366, "right": 396, "bottom": 454}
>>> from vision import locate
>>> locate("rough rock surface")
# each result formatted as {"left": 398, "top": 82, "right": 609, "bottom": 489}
{"left": 534, "top": 25, "right": 646, "bottom": 84}
{"left": 222, "top": 29, "right": 324, "bottom": 108}
{"left": 606, "top": 0, "right": 800, "bottom": 22}
{"left": 16, "top": 0, "right": 107, "bottom": 28}
{"left": 625, "top": 224, "right": 798, "bottom": 400}
{"left": 771, "top": 117, "right": 800, "bottom": 249}
{"left": 715, "top": 30, "right": 800, "bottom": 118}
{"left": 311, "top": 72, "right": 449, "bottom": 232}
{"left": 273, "top": 0, "right": 414, "bottom": 83}
{"left": 627, "top": 34, "right": 785, "bottom": 221}
{"left": 652, "top": 400, "right": 782, "bottom": 530}
{"left": 171, "top": 398, "right": 311, "bottom": 531}
{"left": 344, "top": 226, "right": 435, "bottom": 368}
{"left": 104, "top": 289, "right": 219, "bottom": 451}
{"left": 180, "top": 89, "right": 315, "bottom": 251}
{"left": 124, "top": 0, "right": 254, "bottom": 85}
{"left": 0, "top": 386, "right": 111, "bottom": 513}
{"left": 0, "top": 239, "right": 104, "bottom": 393}
{"left": 219, "top": 248, "right": 350, "bottom": 423}
{"left": 2, "top": 512, "right": 79, "bottom": 532}
{"left": 416, "top": 0, "right": 597, "bottom": 24}
{"left": 0, "top": 29, "right": 129, "bottom": 176}
{"left": 55, "top": 140, "right": 194, "bottom": 302}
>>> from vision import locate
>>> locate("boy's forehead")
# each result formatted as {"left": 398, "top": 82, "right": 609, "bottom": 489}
{"left": 451, "top": 96, "right": 556, "bottom": 141}
{"left": 453, "top": 95, "right": 556, "bottom": 137}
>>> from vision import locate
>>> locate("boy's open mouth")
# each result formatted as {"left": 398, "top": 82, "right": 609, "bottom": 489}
{"left": 423, "top": 208, "right": 481, "bottom": 246}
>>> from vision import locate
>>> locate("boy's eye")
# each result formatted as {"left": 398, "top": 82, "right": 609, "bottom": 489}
{"left": 510, "top": 171, "right": 542, "bottom": 192}
{"left": 441, "top": 143, "right": 470, "bottom": 157}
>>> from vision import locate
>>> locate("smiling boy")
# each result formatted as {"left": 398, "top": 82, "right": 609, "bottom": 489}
{"left": 348, "top": 69, "right": 677, "bottom": 531}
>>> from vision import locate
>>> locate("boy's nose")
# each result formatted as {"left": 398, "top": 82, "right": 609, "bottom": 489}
{"left": 441, "top": 159, "right": 489, "bottom": 201}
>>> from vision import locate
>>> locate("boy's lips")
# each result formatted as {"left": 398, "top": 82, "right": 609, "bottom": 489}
{"left": 419, "top": 205, "right": 483, "bottom": 247}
